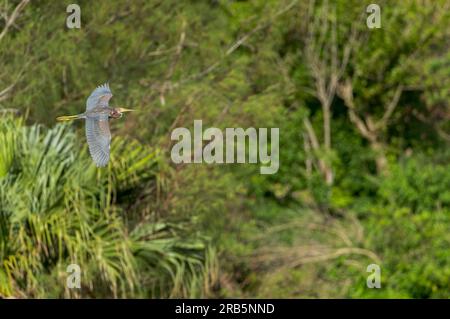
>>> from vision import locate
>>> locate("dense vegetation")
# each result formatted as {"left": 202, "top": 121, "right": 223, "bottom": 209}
{"left": 0, "top": 0, "right": 449, "bottom": 298}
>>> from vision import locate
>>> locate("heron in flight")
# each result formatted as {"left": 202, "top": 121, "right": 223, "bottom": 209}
{"left": 56, "top": 83, "right": 134, "bottom": 167}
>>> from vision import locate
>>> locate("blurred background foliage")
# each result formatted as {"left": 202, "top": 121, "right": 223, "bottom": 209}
{"left": 0, "top": 0, "right": 449, "bottom": 298}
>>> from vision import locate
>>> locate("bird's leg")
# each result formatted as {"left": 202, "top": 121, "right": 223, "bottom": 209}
{"left": 56, "top": 113, "right": 85, "bottom": 121}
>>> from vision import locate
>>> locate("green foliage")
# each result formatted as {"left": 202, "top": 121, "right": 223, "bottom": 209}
{"left": 0, "top": 118, "right": 212, "bottom": 298}
{"left": 0, "top": 0, "right": 448, "bottom": 299}
{"left": 379, "top": 155, "right": 450, "bottom": 211}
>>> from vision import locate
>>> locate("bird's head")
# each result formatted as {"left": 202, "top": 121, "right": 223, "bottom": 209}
{"left": 110, "top": 107, "right": 135, "bottom": 119}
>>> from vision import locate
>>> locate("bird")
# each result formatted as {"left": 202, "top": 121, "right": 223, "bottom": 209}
{"left": 56, "top": 83, "right": 134, "bottom": 167}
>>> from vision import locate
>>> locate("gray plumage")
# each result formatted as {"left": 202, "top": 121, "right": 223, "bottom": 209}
{"left": 85, "top": 84, "right": 113, "bottom": 167}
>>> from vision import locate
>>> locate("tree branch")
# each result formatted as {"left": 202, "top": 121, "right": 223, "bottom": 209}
{"left": 0, "top": 0, "right": 29, "bottom": 43}
{"left": 377, "top": 85, "right": 403, "bottom": 128}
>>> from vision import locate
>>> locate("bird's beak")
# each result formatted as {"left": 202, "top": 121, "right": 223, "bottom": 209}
{"left": 118, "top": 107, "right": 135, "bottom": 113}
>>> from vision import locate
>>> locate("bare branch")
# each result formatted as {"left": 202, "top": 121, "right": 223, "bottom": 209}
{"left": 337, "top": 81, "right": 374, "bottom": 141}
{"left": 303, "top": 118, "right": 320, "bottom": 150}
{"left": 0, "top": 108, "right": 20, "bottom": 114}
{"left": 303, "top": 117, "right": 330, "bottom": 181}
{"left": 0, "top": 0, "right": 29, "bottom": 43}
{"left": 377, "top": 85, "right": 403, "bottom": 128}
{"left": 159, "top": 20, "right": 187, "bottom": 106}
{"left": 413, "top": 109, "right": 450, "bottom": 142}
{"left": 0, "top": 83, "right": 14, "bottom": 102}
{"left": 303, "top": 133, "right": 312, "bottom": 176}
{"left": 174, "top": 0, "right": 299, "bottom": 87}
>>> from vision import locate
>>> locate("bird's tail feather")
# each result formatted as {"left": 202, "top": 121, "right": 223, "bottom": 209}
{"left": 56, "top": 114, "right": 82, "bottom": 122}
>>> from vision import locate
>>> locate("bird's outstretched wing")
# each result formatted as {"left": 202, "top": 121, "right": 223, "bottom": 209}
{"left": 86, "top": 115, "right": 111, "bottom": 167}
{"left": 86, "top": 83, "right": 113, "bottom": 111}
